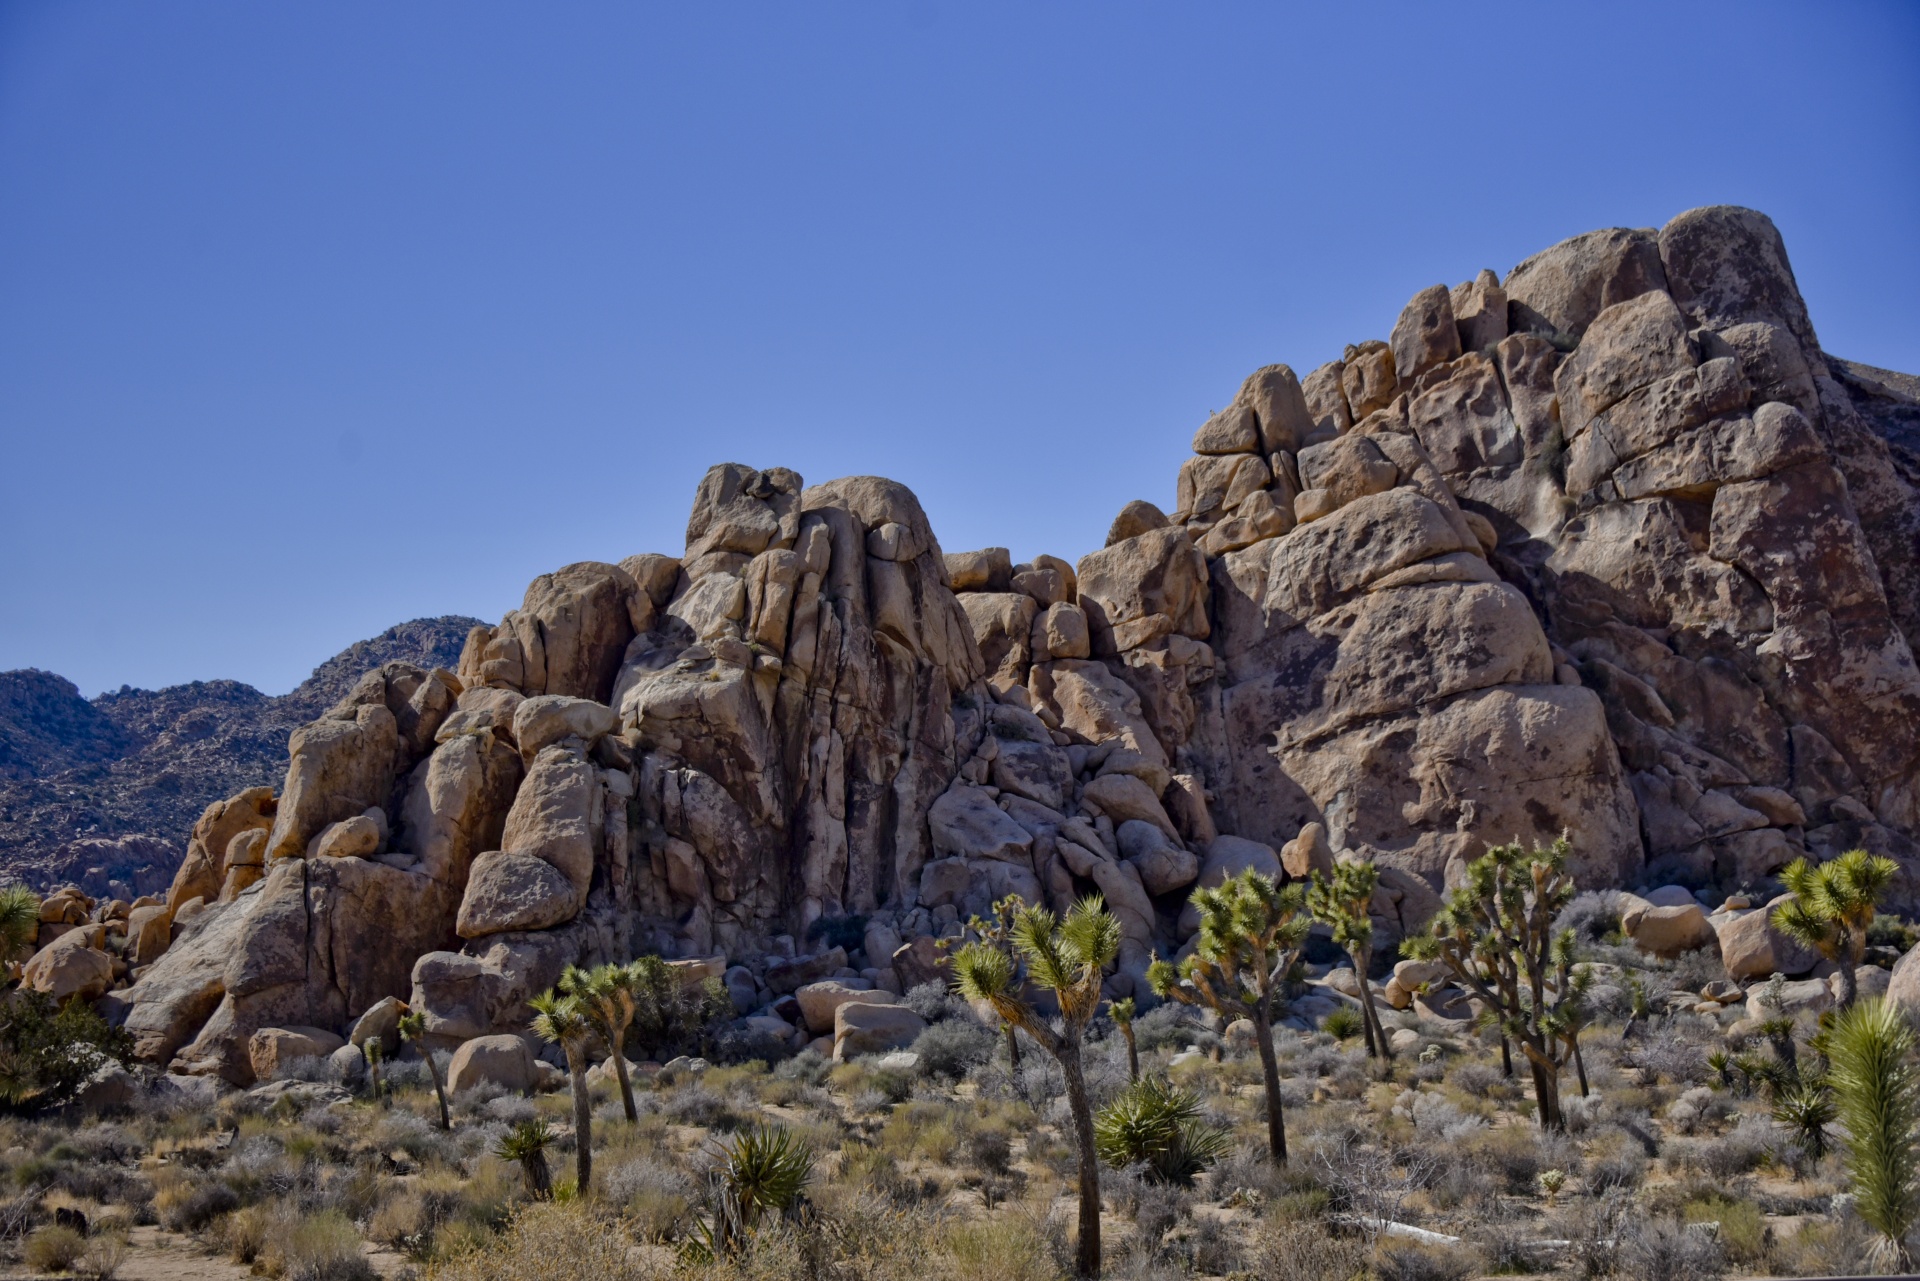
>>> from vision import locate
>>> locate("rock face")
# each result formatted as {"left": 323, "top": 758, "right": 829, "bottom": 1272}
{"left": 93, "top": 206, "right": 1920, "bottom": 1079}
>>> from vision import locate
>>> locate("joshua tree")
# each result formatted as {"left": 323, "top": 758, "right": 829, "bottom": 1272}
{"left": 1107, "top": 997, "right": 1139, "bottom": 1082}
{"left": 1773, "top": 850, "right": 1898, "bottom": 1009}
{"left": 958, "top": 894, "right": 1030, "bottom": 1069}
{"left": 952, "top": 895, "right": 1119, "bottom": 1279}
{"left": 1148, "top": 868, "right": 1310, "bottom": 1165}
{"left": 1306, "top": 861, "right": 1389, "bottom": 1059}
{"left": 395, "top": 1011, "right": 449, "bottom": 1130}
{"left": 1828, "top": 997, "right": 1920, "bottom": 1268}
{"left": 364, "top": 1037, "right": 384, "bottom": 1102}
{"left": 560, "top": 961, "right": 642, "bottom": 1122}
{"left": 623, "top": 954, "right": 735, "bottom": 1061}
{"left": 1403, "top": 837, "right": 1580, "bottom": 1131}
{"left": 530, "top": 988, "right": 596, "bottom": 1194}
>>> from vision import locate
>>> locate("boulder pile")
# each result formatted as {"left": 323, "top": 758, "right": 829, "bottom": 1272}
{"left": 32, "top": 205, "right": 1920, "bottom": 1084}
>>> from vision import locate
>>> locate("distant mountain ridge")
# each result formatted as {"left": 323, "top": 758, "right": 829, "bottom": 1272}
{"left": 0, "top": 616, "right": 483, "bottom": 899}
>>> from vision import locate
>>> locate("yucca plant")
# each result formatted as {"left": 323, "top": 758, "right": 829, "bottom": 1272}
{"left": 560, "top": 961, "right": 643, "bottom": 1121}
{"left": 1772, "top": 1080, "right": 1836, "bottom": 1167}
{"left": 1149, "top": 868, "right": 1309, "bottom": 1164}
{"left": 395, "top": 1011, "right": 449, "bottom": 1130}
{"left": 1307, "top": 862, "right": 1389, "bottom": 1059}
{"left": 494, "top": 1119, "right": 555, "bottom": 1199}
{"left": 530, "top": 988, "right": 596, "bottom": 1193}
{"left": 0, "top": 887, "right": 40, "bottom": 977}
{"left": 1321, "top": 1006, "right": 1364, "bottom": 1041}
{"left": 1107, "top": 997, "right": 1139, "bottom": 1082}
{"left": 1828, "top": 997, "right": 1920, "bottom": 1268}
{"left": 952, "top": 894, "right": 1119, "bottom": 1278}
{"left": 1773, "top": 849, "right": 1898, "bottom": 1009}
{"left": 1094, "top": 1075, "right": 1229, "bottom": 1185}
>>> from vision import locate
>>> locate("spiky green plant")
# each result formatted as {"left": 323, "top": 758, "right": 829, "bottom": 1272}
{"left": 1107, "top": 997, "right": 1139, "bottom": 1082}
{"left": 559, "top": 961, "right": 643, "bottom": 1122}
{"left": 493, "top": 1119, "right": 554, "bottom": 1199}
{"left": 963, "top": 894, "right": 1034, "bottom": 1070}
{"left": 395, "top": 1011, "right": 449, "bottom": 1130}
{"left": 620, "top": 954, "right": 735, "bottom": 1060}
{"left": 1321, "top": 1006, "right": 1364, "bottom": 1041}
{"left": 1094, "top": 1075, "right": 1229, "bottom": 1186}
{"left": 1773, "top": 850, "right": 1899, "bottom": 1009}
{"left": 952, "top": 895, "right": 1119, "bottom": 1278}
{"left": 1828, "top": 997, "right": 1920, "bottom": 1268}
{"left": 1773, "top": 1080, "right": 1837, "bottom": 1166}
{"left": 1402, "top": 836, "right": 1580, "bottom": 1131}
{"left": 530, "top": 989, "right": 596, "bottom": 1194}
{"left": 0, "top": 887, "right": 41, "bottom": 976}
{"left": 1307, "top": 862, "right": 1390, "bottom": 1059}
{"left": 717, "top": 1122, "right": 814, "bottom": 1221}
{"left": 1148, "top": 868, "right": 1309, "bottom": 1165}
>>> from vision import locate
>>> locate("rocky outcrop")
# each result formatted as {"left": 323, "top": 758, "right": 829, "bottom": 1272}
{"left": 79, "top": 205, "right": 1920, "bottom": 1079}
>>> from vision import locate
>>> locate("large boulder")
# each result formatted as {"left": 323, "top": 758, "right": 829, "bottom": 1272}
{"left": 1714, "top": 899, "right": 1819, "bottom": 980}
{"left": 446, "top": 1034, "right": 538, "bottom": 1094}
{"left": 794, "top": 981, "right": 896, "bottom": 1036}
{"left": 21, "top": 930, "right": 113, "bottom": 1003}
{"left": 248, "top": 1026, "right": 345, "bottom": 1081}
{"left": 456, "top": 852, "right": 580, "bottom": 939}
{"left": 833, "top": 1002, "right": 926, "bottom": 1062}
{"left": 1622, "top": 897, "right": 1715, "bottom": 957}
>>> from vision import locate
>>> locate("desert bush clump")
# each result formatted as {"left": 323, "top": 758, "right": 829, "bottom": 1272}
{"left": 1615, "top": 1214, "right": 1727, "bottom": 1281}
{"left": 1245, "top": 1215, "right": 1368, "bottom": 1281}
{"left": 911, "top": 1018, "right": 996, "bottom": 1081}
{"left": 601, "top": 1156, "right": 694, "bottom": 1241}
{"left": 1095, "top": 1076, "right": 1229, "bottom": 1186}
{"left": 1372, "top": 1239, "right": 1481, "bottom": 1281}
{"left": 24, "top": 1223, "right": 85, "bottom": 1274}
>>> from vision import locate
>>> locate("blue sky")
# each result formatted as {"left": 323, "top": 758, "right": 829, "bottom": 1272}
{"left": 2, "top": 2, "right": 1916, "bottom": 697}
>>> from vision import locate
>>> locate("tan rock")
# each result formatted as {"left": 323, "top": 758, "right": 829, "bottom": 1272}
{"left": 447, "top": 1034, "right": 538, "bottom": 1094}
{"left": 928, "top": 786, "right": 1036, "bottom": 864}
{"left": 500, "top": 744, "right": 602, "bottom": 895}
{"left": 349, "top": 995, "right": 407, "bottom": 1056}
{"left": 1279, "top": 822, "right": 1334, "bottom": 880}
{"left": 126, "top": 904, "right": 172, "bottom": 967}
{"left": 1176, "top": 453, "right": 1272, "bottom": 524}
{"left": 1451, "top": 269, "right": 1507, "bottom": 352}
{"left": 1390, "top": 284, "right": 1462, "bottom": 389}
{"left": 1081, "top": 773, "right": 1177, "bottom": 839}
{"left": 1075, "top": 527, "right": 1209, "bottom": 654}
{"left": 1341, "top": 341, "right": 1396, "bottom": 420}
{"left": 833, "top": 1001, "right": 926, "bottom": 1061}
{"left": 1622, "top": 899, "right": 1714, "bottom": 957}
{"left": 309, "top": 814, "right": 381, "bottom": 860}
{"left": 456, "top": 851, "right": 581, "bottom": 939}
{"left": 1105, "top": 500, "right": 1170, "bottom": 547}
{"left": 1302, "top": 361, "right": 1351, "bottom": 438}
{"left": 946, "top": 547, "right": 1012, "bottom": 592}
{"left": 1192, "top": 403, "right": 1260, "bottom": 455}
{"left": 248, "top": 1026, "right": 345, "bottom": 1081}
{"left": 795, "top": 981, "right": 896, "bottom": 1035}
{"left": 1505, "top": 226, "right": 1667, "bottom": 338}
{"left": 21, "top": 930, "right": 113, "bottom": 1003}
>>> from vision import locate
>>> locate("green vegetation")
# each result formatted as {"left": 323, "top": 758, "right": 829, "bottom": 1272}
{"left": 1093, "top": 1074, "right": 1228, "bottom": 1185}
{"left": 1308, "top": 861, "right": 1390, "bottom": 1058}
{"left": 1828, "top": 996, "right": 1920, "bottom": 1267}
{"left": 1773, "top": 849, "right": 1898, "bottom": 1008}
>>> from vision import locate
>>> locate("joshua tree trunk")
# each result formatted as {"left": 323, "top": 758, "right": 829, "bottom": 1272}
{"left": 1524, "top": 1048, "right": 1563, "bottom": 1131}
{"left": 522, "top": 1148, "right": 552, "bottom": 1199}
{"left": 1121, "top": 1025, "right": 1139, "bottom": 1082}
{"left": 611, "top": 1043, "right": 637, "bottom": 1123}
{"left": 1571, "top": 1035, "right": 1590, "bottom": 1098}
{"left": 1499, "top": 1035, "right": 1513, "bottom": 1078}
{"left": 567, "top": 1048, "right": 593, "bottom": 1192}
{"left": 423, "top": 1050, "right": 450, "bottom": 1130}
{"left": 1252, "top": 1004, "right": 1288, "bottom": 1165}
{"left": 1354, "top": 963, "right": 1390, "bottom": 1062}
{"left": 1837, "top": 957, "right": 1860, "bottom": 1010}
{"left": 1059, "top": 1040, "right": 1101, "bottom": 1278}
{"left": 1005, "top": 1023, "right": 1021, "bottom": 1071}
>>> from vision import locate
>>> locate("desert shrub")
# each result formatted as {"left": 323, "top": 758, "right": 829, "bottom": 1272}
{"left": 1372, "top": 1239, "right": 1480, "bottom": 1281}
{"left": 152, "top": 1169, "right": 239, "bottom": 1231}
{"left": 1446, "top": 1060, "right": 1511, "bottom": 1100}
{"left": 911, "top": 1019, "right": 996, "bottom": 1081}
{"left": 1682, "top": 1194, "right": 1767, "bottom": 1268}
{"left": 1558, "top": 890, "right": 1624, "bottom": 944}
{"left": 903, "top": 981, "right": 967, "bottom": 1023}
{"left": 79, "top": 1227, "right": 128, "bottom": 1280}
{"left": 1246, "top": 1216, "right": 1369, "bottom": 1281}
{"left": 1615, "top": 1214, "right": 1726, "bottom": 1280}
{"left": 660, "top": 1084, "right": 743, "bottom": 1131}
{"left": 1665, "top": 1086, "right": 1732, "bottom": 1135}
{"left": 600, "top": 1157, "right": 693, "bottom": 1242}
{"left": 24, "top": 1223, "right": 85, "bottom": 1273}
{"left": 264, "top": 1208, "right": 375, "bottom": 1281}
{"left": 0, "top": 992, "right": 135, "bottom": 1115}
{"left": 1320, "top": 1006, "right": 1364, "bottom": 1040}
{"left": 1400, "top": 1089, "right": 1486, "bottom": 1140}
{"left": 1584, "top": 1125, "right": 1649, "bottom": 1192}
{"left": 1130, "top": 1003, "right": 1203, "bottom": 1054}
{"left": 938, "top": 1215, "right": 1063, "bottom": 1281}
{"left": 1638, "top": 1029, "right": 1708, "bottom": 1085}
{"left": 1207, "top": 1142, "right": 1285, "bottom": 1204}
{"left": 1668, "top": 1114, "right": 1777, "bottom": 1178}
{"left": 772, "top": 1048, "right": 830, "bottom": 1086}
{"left": 1460, "top": 1125, "right": 1544, "bottom": 1195}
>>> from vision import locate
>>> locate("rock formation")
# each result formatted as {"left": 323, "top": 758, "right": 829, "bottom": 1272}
{"left": 48, "top": 205, "right": 1920, "bottom": 1084}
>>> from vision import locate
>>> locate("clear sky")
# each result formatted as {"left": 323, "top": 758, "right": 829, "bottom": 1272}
{"left": 3, "top": 3, "right": 1917, "bottom": 697}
